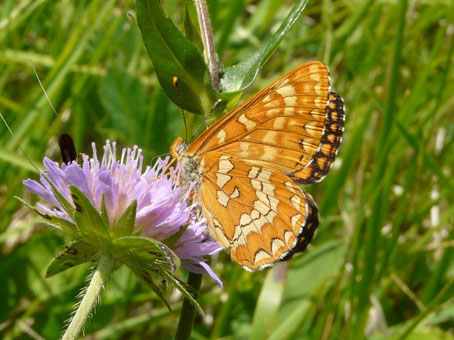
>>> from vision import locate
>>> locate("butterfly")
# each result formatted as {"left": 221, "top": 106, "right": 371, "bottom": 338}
{"left": 171, "top": 61, "right": 344, "bottom": 271}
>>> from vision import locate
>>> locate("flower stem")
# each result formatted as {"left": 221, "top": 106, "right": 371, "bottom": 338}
{"left": 175, "top": 272, "right": 203, "bottom": 340}
{"left": 62, "top": 254, "right": 113, "bottom": 340}
{"left": 194, "top": 0, "right": 219, "bottom": 92}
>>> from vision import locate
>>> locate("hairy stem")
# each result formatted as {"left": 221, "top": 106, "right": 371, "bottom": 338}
{"left": 61, "top": 254, "right": 113, "bottom": 340}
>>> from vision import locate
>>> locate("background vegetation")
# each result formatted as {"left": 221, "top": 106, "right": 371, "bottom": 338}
{"left": 0, "top": 0, "right": 453, "bottom": 339}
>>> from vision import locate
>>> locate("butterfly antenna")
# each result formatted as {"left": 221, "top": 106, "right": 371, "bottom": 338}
{"left": 29, "top": 59, "right": 58, "bottom": 117}
{"left": 151, "top": 152, "right": 171, "bottom": 165}
{"left": 1, "top": 113, "right": 40, "bottom": 173}
{"left": 190, "top": 98, "right": 222, "bottom": 142}
{"left": 172, "top": 76, "right": 188, "bottom": 143}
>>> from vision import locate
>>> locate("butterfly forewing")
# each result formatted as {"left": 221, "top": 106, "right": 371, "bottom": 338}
{"left": 290, "top": 92, "right": 345, "bottom": 183}
{"left": 198, "top": 152, "right": 318, "bottom": 270}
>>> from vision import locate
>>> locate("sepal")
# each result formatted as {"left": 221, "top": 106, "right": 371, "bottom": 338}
{"left": 111, "top": 200, "right": 137, "bottom": 238}
{"left": 70, "top": 185, "right": 111, "bottom": 248}
{"left": 45, "top": 241, "right": 97, "bottom": 278}
{"left": 112, "top": 236, "right": 180, "bottom": 272}
{"left": 15, "top": 196, "right": 78, "bottom": 238}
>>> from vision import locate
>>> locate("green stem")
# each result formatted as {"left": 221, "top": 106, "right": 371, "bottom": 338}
{"left": 210, "top": 265, "right": 241, "bottom": 339}
{"left": 175, "top": 272, "right": 203, "bottom": 340}
{"left": 61, "top": 254, "right": 113, "bottom": 340}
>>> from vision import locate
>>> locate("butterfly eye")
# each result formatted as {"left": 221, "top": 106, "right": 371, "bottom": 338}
{"left": 176, "top": 143, "right": 186, "bottom": 154}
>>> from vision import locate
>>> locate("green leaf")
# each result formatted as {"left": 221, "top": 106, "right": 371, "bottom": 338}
{"left": 99, "top": 66, "right": 149, "bottom": 145}
{"left": 251, "top": 263, "right": 288, "bottom": 340}
{"left": 15, "top": 196, "right": 79, "bottom": 237}
{"left": 128, "top": 263, "right": 172, "bottom": 311}
{"left": 270, "top": 241, "right": 346, "bottom": 339}
{"left": 136, "top": 0, "right": 217, "bottom": 114}
{"left": 132, "top": 224, "right": 144, "bottom": 236}
{"left": 220, "top": 0, "right": 310, "bottom": 93}
{"left": 45, "top": 241, "right": 97, "bottom": 278}
{"left": 41, "top": 216, "right": 79, "bottom": 239}
{"left": 162, "top": 270, "right": 204, "bottom": 317}
{"left": 112, "top": 236, "right": 181, "bottom": 272}
{"left": 162, "top": 224, "right": 188, "bottom": 248}
{"left": 112, "top": 236, "right": 166, "bottom": 257}
{"left": 70, "top": 185, "right": 111, "bottom": 247}
{"left": 15, "top": 196, "right": 36, "bottom": 211}
{"left": 399, "top": 327, "right": 454, "bottom": 340}
{"left": 112, "top": 200, "right": 137, "bottom": 238}
{"left": 42, "top": 174, "right": 75, "bottom": 218}
{"left": 100, "top": 196, "right": 110, "bottom": 229}
{"left": 184, "top": 3, "right": 203, "bottom": 52}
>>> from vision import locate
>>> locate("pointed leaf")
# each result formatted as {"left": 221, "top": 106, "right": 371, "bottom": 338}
{"left": 184, "top": 3, "right": 203, "bottom": 52}
{"left": 100, "top": 196, "right": 110, "bottom": 229}
{"left": 16, "top": 196, "right": 78, "bottom": 237}
{"left": 15, "top": 196, "right": 38, "bottom": 211}
{"left": 162, "top": 270, "right": 204, "bottom": 316}
{"left": 162, "top": 224, "right": 188, "bottom": 248}
{"left": 41, "top": 216, "right": 79, "bottom": 238}
{"left": 70, "top": 185, "right": 111, "bottom": 247}
{"left": 112, "top": 236, "right": 166, "bottom": 256}
{"left": 42, "top": 174, "right": 75, "bottom": 218}
{"left": 128, "top": 263, "right": 172, "bottom": 311}
{"left": 132, "top": 224, "right": 144, "bottom": 236}
{"left": 45, "top": 241, "right": 97, "bottom": 278}
{"left": 112, "top": 236, "right": 180, "bottom": 271}
{"left": 136, "top": 0, "right": 217, "bottom": 114}
{"left": 112, "top": 200, "right": 137, "bottom": 238}
{"left": 220, "top": 0, "right": 310, "bottom": 93}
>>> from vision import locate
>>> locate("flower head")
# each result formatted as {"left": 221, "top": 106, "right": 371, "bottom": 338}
{"left": 24, "top": 140, "right": 222, "bottom": 285}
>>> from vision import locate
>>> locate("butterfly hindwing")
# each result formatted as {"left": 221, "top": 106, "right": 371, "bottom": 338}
{"left": 198, "top": 152, "right": 319, "bottom": 270}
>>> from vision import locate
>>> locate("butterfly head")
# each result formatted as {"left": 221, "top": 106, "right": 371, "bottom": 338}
{"left": 170, "top": 136, "right": 187, "bottom": 160}
{"left": 171, "top": 137, "right": 202, "bottom": 191}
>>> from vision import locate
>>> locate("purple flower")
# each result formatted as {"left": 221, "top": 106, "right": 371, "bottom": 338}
{"left": 24, "top": 141, "right": 222, "bottom": 286}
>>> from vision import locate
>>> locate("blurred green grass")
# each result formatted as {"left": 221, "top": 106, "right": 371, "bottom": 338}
{"left": 0, "top": 0, "right": 453, "bottom": 339}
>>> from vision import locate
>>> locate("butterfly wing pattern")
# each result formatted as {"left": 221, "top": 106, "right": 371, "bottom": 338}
{"left": 171, "top": 61, "right": 345, "bottom": 271}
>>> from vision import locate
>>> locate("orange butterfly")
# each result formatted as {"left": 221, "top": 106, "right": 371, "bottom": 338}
{"left": 171, "top": 61, "right": 344, "bottom": 271}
